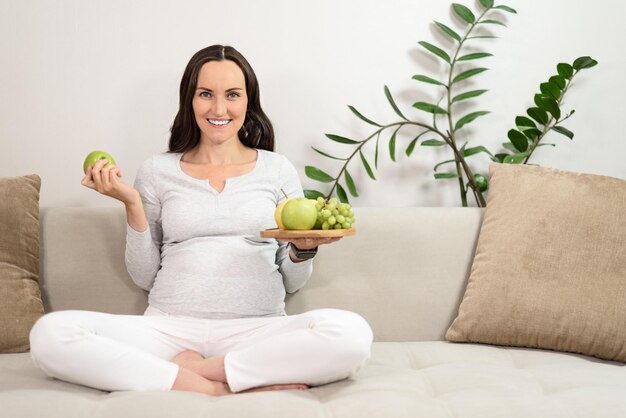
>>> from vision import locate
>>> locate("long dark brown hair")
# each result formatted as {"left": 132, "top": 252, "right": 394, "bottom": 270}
{"left": 168, "top": 45, "right": 275, "bottom": 153}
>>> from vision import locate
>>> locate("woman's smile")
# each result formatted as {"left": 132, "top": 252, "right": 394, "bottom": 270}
{"left": 207, "top": 118, "right": 231, "bottom": 128}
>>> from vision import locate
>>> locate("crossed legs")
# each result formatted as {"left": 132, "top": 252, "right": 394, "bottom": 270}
{"left": 29, "top": 308, "right": 372, "bottom": 396}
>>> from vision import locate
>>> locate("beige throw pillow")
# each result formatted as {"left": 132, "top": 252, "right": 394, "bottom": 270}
{"left": 0, "top": 174, "right": 44, "bottom": 353}
{"left": 446, "top": 163, "right": 626, "bottom": 362}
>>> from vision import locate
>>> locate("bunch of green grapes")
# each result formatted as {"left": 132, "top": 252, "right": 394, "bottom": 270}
{"left": 313, "top": 197, "right": 355, "bottom": 230}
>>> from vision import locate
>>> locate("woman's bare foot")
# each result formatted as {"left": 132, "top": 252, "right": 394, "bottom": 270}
{"left": 173, "top": 350, "right": 205, "bottom": 370}
{"left": 171, "top": 366, "right": 232, "bottom": 396}
{"left": 172, "top": 350, "right": 309, "bottom": 395}
{"left": 173, "top": 350, "right": 227, "bottom": 383}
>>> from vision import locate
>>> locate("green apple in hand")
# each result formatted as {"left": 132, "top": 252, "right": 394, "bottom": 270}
{"left": 83, "top": 150, "right": 116, "bottom": 174}
{"left": 281, "top": 198, "right": 318, "bottom": 230}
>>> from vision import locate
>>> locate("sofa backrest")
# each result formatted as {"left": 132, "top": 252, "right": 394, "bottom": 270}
{"left": 39, "top": 207, "right": 483, "bottom": 342}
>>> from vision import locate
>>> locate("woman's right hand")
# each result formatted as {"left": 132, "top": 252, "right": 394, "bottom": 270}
{"left": 81, "top": 158, "right": 140, "bottom": 205}
{"left": 81, "top": 159, "right": 149, "bottom": 232}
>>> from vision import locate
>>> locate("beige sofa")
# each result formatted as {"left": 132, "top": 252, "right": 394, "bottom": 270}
{"left": 1, "top": 206, "right": 626, "bottom": 418}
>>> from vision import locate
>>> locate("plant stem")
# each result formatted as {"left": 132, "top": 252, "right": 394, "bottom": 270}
{"left": 445, "top": 6, "right": 491, "bottom": 207}
{"left": 325, "top": 121, "right": 449, "bottom": 199}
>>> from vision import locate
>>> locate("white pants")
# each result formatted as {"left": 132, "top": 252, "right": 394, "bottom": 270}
{"left": 29, "top": 307, "right": 373, "bottom": 393}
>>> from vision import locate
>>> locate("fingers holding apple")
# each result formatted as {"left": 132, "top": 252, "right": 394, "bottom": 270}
{"left": 81, "top": 151, "right": 139, "bottom": 204}
{"left": 83, "top": 150, "right": 116, "bottom": 174}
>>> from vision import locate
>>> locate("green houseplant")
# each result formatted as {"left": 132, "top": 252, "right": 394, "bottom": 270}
{"left": 304, "top": 0, "right": 597, "bottom": 207}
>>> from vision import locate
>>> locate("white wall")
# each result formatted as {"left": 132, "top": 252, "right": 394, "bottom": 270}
{"left": 1, "top": 0, "right": 624, "bottom": 207}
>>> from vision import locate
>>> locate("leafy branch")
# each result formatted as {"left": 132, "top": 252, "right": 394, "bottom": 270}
{"left": 304, "top": 1, "right": 597, "bottom": 207}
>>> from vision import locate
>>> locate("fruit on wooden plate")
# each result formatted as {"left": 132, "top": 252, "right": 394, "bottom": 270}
{"left": 280, "top": 198, "right": 318, "bottom": 230}
{"left": 314, "top": 197, "right": 355, "bottom": 230}
{"left": 274, "top": 199, "right": 289, "bottom": 229}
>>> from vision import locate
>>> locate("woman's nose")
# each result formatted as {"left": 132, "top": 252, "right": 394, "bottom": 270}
{"left": 212, "top": 97, "right": 227, "bottom": 116}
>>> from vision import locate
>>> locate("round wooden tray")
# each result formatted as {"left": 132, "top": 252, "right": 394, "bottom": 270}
{"left": 260, "top": 228, "right": 356, "bottom": 239}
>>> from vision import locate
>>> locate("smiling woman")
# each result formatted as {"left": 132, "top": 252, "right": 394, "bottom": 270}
{"left": 32, "top": 44, "right": 373, "bottom": 398}
{"left": 169, "top": 45, "right": 275, "bottom": 154}
{"left": 191, "top": 61, "right": 248, "bottom": 147}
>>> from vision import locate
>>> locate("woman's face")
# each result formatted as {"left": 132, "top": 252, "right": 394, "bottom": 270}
{"left": 192, "top": 60, "right": 248, "bottom": 146}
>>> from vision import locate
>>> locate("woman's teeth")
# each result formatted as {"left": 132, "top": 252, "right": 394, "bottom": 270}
{"left": 208, "top": 119, "right": 230, "bottom": 126}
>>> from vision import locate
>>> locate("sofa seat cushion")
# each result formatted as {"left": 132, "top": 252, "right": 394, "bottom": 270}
{"left": 2, "top": 342, "right": 625, "bottom": 418}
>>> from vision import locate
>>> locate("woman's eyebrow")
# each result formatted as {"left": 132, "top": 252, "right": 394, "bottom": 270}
{"left": 196, "top": 87, "right": 244, "bottom": 92}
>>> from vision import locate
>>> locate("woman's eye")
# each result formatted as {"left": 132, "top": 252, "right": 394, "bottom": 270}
{"left": 228, "top": 92, "right": 240, "bottom": 99}
{"left": 199, "top": 91, "right": 211, "bottom": 98}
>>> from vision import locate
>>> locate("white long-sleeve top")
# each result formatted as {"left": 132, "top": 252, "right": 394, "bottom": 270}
{"left": 124, "top": 149, "right": 313, "bottom": 319}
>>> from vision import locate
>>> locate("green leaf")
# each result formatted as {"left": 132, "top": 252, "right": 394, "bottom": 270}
{"left": 374, "top": 134, "right": 380, "bottom": 169}
{"left": 435, "top": 172, "right": 459, "bottom": 179}
{"left": 412, "top": 74, "right": 447, "bottom": 87}
{"left": 312, "top": 147, "right": 347, "bottom": 161}
{"left": 457, "top": 52, "right": 493, "bottom": 61}
{"left": 413, "top": 102, "right": 448, "bottom": 115}
{"left": 455, "top": 111, "right": 490, "bottom": 131}
{"left": 336, "top": 183, "right": 349, "bottom": 204}
{"left": 534, "top": 94, "right": 548, "bottom": 110}
{"left": 535, "top": 95, "right": 561, "bottom": 120}
{"left": 359, "top": 151, "right": 376, "bottom": 180}
{"left": 344, "top": 170, "right": 358, "bottom": 197}
{"left": 502, "top": 142, "right": 518, "bottom": 152}
{"left": 305, "top": 166, "right": 335, "bottom": 183}
{"left": 389, "top": 127, "right": 400, "bottom": 162}
{"left": 557, "top": 63, "right": 574, "bottom": 79}
{"left": 494, "top": 153, "right": 509, "bottom": 163}
{"left": 418, "top": 41, "right": 451, "bottom": 64}
{"left": 452, "top": 89, "right": 488, "bottom": 103}
{"left": 467, "top": 35, "right": 499, "bottom": 40}
{"left": 304, "top": 189, "right": 325, "bottom": 200}
{"left": 503, "top": 153, "right": 527, "bottom": 164}
{"left": 515, "top": 116, "right": 537, "bottom": 129}
{"left": 573, "top": 56, "right": 598, "bottom": 70}
{"left": 434, "top": 21, "right": 461, "bottom": 42}
{"left": 384, "top": 85, "right": 408, "bottom": 121}
{"left": 405, "top": 132, "right": 427, "bottom": 157}
{"left": 479, "top": 19, "right": 506, "bottom": 26}
{"left": 522, "top": 128, "right": 542, "bottom": 140}
{"left": 549, "top": 75, "right": 566, "bottom": 90}
{"left": 494, "top": 5, "right": 517, "bottom": 13}
{"left": 421, "top": 139, "right": 447, "bottom": 146}
{"left": 452, "top": 67, "right": 488, "bottom": 84}
{"left": 553, "top": 125, "right": 574, "bottom": 139}
{"left": 404, "top": 139, "right": 418, "bottom": 158}
{"left": 507, "top": 129, "right": 529, "bottom": 152}
{"left": 348, "top": 105, "right": 381, "bottom": 127}
{"left": 479, "top": 0, "right": 494, "bottom": 8}
{"left": 527, "top": 107, "right": 549, "bottom": 125}
{"left": 325, "top": 134, "right": 360, "bottom": 145}
{"left": 540, "top": 82, "right": 561, "bottom": 100}
{"left": 452, "top": 3, "right": 475, "bottom": 24}
{"left": 434, "top": 159, "right": 456, "bottom": 171}
{"left": 463, "top": 145, "right": 493, "bottom": 158}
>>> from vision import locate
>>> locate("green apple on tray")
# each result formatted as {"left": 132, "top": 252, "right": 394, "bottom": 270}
{"left": 265, "top": 193, "right": 356, "bottom": 238}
